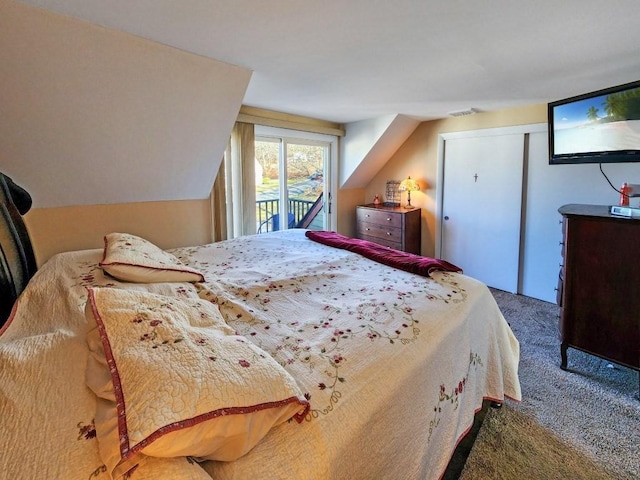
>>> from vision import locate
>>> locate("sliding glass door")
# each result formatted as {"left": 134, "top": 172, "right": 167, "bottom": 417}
{"left": 255, "top": 127, "right": 332, "bottom": 233}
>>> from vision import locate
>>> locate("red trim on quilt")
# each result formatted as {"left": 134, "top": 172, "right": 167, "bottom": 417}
{"left": 435, "top": 395, "right": 511, "bottom": 480}
{"left": 0, "top": 301, "right": 19, "bottom": 337}
{"left": 88, "top": 286, "right": 310, "bottom": 463}
{"left": 99, "top": 236, "right": 109, "bottom": 264}
{"left": 122, "top": 397, "right": 310, "bottom": 460}
{"left": 87, "top": 288, "right": 131, "bottom": 458}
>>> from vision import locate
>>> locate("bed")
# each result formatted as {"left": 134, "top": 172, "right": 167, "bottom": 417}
{"left": 0, "top": 174, "right": 521, "bottom": 480}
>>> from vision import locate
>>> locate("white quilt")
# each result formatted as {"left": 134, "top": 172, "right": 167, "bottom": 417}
{"left": 0, "top": 251, "right": 213, "bottom": 479}
{"left": 0, "top": 229, "right": 520, "bottom": 480}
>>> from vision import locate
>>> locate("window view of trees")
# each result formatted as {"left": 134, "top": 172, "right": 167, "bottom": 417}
{"left": 255, "top": 141, "right": 323, "bottom": 196}
{"left": 255, "top": 138, "right": 327, "bottom": 232}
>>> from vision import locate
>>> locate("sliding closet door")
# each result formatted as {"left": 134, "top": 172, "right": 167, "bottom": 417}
{"left": 440, "top": 133, "right": 524, "bottom": 292}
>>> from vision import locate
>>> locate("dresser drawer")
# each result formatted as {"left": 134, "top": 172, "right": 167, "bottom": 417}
{"left": 356, "top": 208, "right": 403, "bottom": 228}
{"left": 357, "top": 221, "right": 403, "bottom": 243}
{"left": 358, "top": 233, "right": 402, "bottom": 251}
{"left": 355, "top": 204, "right": 421, "bottom": 254}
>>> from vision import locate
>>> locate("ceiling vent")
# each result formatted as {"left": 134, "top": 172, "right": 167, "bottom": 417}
{"left": 448, "top": 108, "right": 480, "bottom": 117}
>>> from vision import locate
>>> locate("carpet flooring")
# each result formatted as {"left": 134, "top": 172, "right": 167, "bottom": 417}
{"left": 458, "top": 289, "right": 639, "bottom": 480}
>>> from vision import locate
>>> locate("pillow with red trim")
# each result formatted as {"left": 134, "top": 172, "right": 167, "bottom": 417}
{"left": 85, "top": 287, "right": 309, "bottom": 479}
{"left": 99, "top": 233, "right": 205, "bottom": 283}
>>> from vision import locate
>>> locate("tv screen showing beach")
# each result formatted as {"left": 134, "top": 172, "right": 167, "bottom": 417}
{"left": 552, "top": 87, "right": 640, "bottom": 157}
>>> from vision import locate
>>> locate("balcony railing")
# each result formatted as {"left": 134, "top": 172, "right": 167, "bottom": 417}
{"left": 256, "top": 198, "right": 316, "bottom": 233}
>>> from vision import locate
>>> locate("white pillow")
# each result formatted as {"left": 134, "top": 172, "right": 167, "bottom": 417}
{"left": 99, "top": 233, "right": 204, "bottom": 283}
{"left": 85, "top": 287, "right": 310, "bottom": 479}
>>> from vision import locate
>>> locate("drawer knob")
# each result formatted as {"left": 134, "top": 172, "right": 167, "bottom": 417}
{"left": 386, "top": 232, "right": 392, "bottom": 236}
{"left": 386, "top": 217, "right": 392, "bottom": 221}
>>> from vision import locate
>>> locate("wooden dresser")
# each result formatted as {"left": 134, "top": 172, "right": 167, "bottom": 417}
{"left": 557, "top": 204, "right": 640, "bottom": 379}
{"left": 356, "top": 204, "right": 421, "bottom": 254}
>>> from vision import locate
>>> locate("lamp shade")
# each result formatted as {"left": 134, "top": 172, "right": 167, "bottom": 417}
{"left": 399, "top": 176, "right": 419, "bottom": 192}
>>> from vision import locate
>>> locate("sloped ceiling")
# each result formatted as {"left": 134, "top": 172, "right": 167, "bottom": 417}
{"left": 1, "top": 0, "right": 251, "bottom": 207}
{"left": 5, "top": 0, "right": 640, "bottom": 205}
{"left": 10, "top": 0, "right": 640, "bottom": 123}
{"left": 341, "top": 115, "right": 420, "bottom": 189}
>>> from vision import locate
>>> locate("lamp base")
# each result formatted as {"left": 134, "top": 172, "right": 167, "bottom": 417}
{"left": 404, "top": 190, "right": 416, "bottom": 210}
{"left": 404, "top": 191, "right": 415, "bottom": 209}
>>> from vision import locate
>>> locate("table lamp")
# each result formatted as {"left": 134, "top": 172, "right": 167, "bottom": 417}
{"left": 399, "top": 176, "right": 419, "bottom": 208}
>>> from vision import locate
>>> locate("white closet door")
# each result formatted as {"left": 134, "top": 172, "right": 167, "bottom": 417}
{"left": 520, "top": 130, "right": 560, "bottom": 302}
{"left": 441, "top": 134, "right": 524, "bottom": 292}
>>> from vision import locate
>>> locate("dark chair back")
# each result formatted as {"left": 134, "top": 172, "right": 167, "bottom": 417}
{"left": 0, "top": 173, "right": 37, "bottom": 326}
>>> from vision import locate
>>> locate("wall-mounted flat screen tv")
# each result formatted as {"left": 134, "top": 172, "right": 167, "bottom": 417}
{"left": 548, "top": 80, "right": 640, "bottom": 164}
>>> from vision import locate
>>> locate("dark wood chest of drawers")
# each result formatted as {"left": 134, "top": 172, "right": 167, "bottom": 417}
{"left": 356, "top": 204, "right": 421, "bottom": 254}
{"left": 557, "top": 204, "right": 640, "bottom": 373}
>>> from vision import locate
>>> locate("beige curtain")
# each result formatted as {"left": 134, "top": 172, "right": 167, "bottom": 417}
{"left": 210, "top": 122, "right": 256, "bottom": 240}
{"left": 209, "top": 157, "right": 227, "bottom": 242}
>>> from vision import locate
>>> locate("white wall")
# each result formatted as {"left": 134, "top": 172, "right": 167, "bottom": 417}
{"left": 438, "top": 123, "right": 640, "bottom": 303}
{"left": 0, "top": 0, "right": 252, "bottom": 208}
{"left": 523, "top": 129, "right": 640, "bottom": 302}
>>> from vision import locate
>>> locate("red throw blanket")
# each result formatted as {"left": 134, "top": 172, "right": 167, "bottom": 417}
{"left": 305, "top": 231, "right": 462, "bottom": 277}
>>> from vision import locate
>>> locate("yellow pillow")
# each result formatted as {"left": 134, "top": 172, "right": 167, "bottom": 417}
{"left": 85, "top": 287, "right": 309, "bottom": 479}
{"left": 99, "top": 233, "right": 204, "bottom": 283}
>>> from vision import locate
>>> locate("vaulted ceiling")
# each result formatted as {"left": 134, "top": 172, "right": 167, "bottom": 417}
{"left": 13, "top": 0, "right": 640, "bottom": 124}
{"left": 4, "top": 0, "right": 640, "bottom": 209}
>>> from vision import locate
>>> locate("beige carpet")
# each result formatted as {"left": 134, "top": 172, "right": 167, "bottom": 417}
{"left": 459, "top": 404, "right": 618, "bottom": 480}
{"left": 453, "top": 289, "right": 639, "bottom": 480}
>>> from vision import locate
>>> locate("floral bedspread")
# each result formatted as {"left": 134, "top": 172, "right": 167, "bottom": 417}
{"left": 0, "top": 229, "right": 520, "bottom": 480}
{"left": 178, "top": 229, "right": 521, "bottom": 479}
